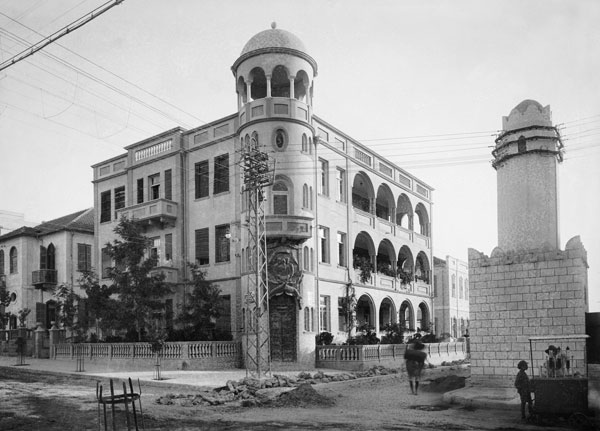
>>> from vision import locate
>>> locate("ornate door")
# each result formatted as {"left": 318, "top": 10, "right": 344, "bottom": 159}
{"left": 269, "top": 295, "right": 297, "bottom": 362}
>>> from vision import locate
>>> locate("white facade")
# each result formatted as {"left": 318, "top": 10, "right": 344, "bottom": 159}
{"left": 92, "top": 25, "right": 434, "bottom": 366}
{"left": 433, "top": 255, "right": 469, "bottom": 338}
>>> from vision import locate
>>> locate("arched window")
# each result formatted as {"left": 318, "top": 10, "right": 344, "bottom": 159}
{"left": 459, "top": 276, "right": 463, "bottom": 299}
{"left": 451, "top": 274, "right": 456, "bottom": 297}
{"left": 0, "top": 250, "right": 4, "bottom": 275}
{"left": 302, "top": 134, "right": 308, "bottom": 152}
{"left": 304, "top": 307, "right": 310, "bottom": 331}
{"left": 273, "top": 181, "right": 289, "bottom": 214}
{"left": 47, "top": 243, "right": 55, "bottom": 270}
{"left": 303, "top": 184, "right": 309, "bottom": 208}
{"left": 309, "top": 186, "right": 313, "bottom": 209}
{"left": 518, "top": 136, "right": 527, "bottom": 153}
{"left": 9, "top": 247, "right": 17, "bottom": 274}
{"left": 303, "top": 246, "right": 309, "bottom": 271}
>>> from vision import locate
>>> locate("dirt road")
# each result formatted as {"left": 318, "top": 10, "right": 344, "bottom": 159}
{"left": 0, "top": 365, "right": 583, "bottom": 430}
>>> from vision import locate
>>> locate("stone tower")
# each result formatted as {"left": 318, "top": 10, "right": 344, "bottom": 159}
{"left": 468, "top": 100, "right": 589, "bottom": 387}
{"left": 493, "top": 99, "right": 564, "bottom": 252}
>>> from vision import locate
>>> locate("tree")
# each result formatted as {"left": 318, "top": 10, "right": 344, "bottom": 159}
{"left": 175, "top": 263, "right": 223, "bottom": 340}
{"left": 53, "top": 284, "right": 80, "bottom": 330}
{"left": 86, "top": 216, "right": 171, "bottom": 342}
{"left": 0, "top": 278, "right": 10, "bottom": 329}
{"left": 79, "top": 270, "right": 121, "bottom": 337}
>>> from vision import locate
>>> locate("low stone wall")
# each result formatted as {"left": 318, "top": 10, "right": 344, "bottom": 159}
{"left": 0, "top": 328, "right": 34, "bottom": 357}
{"left": 315, "top": 342, "right": 468, "bottom": 371}
{"left": 52, "top": 341, "right": 243, "bottom": 371}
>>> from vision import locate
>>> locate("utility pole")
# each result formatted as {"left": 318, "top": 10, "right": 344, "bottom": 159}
{"left": 241, "top": 137, "right": 274, "bottom": 378}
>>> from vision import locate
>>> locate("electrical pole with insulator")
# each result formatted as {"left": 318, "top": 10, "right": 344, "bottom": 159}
{"left": 241, "top": 137, "right": 274, "bottom": 378}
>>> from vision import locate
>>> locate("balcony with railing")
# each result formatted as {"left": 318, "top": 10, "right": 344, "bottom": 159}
{"left": 149, "top": 264, "right": 179, "bottom": 283}
{"left": 239, "top": 97, "right": 311, "bottom": 125}
{"left": 117, "top": 199, "right": 178, "bottom": 227}
{"left": 265, "top": 215, "right": 313, "bottom": 241}
{"left": 32, "top": 269, "right": 57, "bottom": 289}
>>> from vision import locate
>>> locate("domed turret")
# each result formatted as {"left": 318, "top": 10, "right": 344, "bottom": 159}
{"left": 232, "top": 24, "right": 317, "bottom": 112}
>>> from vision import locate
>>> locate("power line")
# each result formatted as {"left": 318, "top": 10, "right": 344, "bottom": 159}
{"left": 0, "top": 28, "right": 194, "bottom": 130}
{"left": 0, "top": 0, "right": 125, "bottom": 72}
{"left": 0, "top": 10, "right": 206, "bottom": 126}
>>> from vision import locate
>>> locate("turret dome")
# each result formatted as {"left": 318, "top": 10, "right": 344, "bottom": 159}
{"left": 241, "top": 23, "right": 307, "bottom": 56}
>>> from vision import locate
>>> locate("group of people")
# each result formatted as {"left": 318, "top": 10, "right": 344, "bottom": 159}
{"left": 542, "top": 344, "right": 571, "bottom": 377}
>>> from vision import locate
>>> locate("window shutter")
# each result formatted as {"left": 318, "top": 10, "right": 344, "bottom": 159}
{"left": 195, "top": 228, "right": 209, "bottom": 265}
{"left": 77, "top": 244, "right": 85, "bottom": 271}
{"left": 195, "top": 160, "right": 209, "bottom": 199}
{"left": 39, "top": 246, "right": 47, "bottom": 270}
{"left": 137, "top": 178, "right": 144, "bottom": 204}
{"left": 164, "top": 169, "right": 172, "bottom": 200}
{"left": 213, "top": 154, "right": 229, "bottom": 194}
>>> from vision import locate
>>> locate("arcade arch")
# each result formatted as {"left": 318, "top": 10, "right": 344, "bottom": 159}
{"left": 351, "top": 172, "right": 374, "bottom": 213}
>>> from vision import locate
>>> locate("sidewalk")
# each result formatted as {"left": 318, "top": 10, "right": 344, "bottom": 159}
{"left": 443, "top": 386, "right": 521, "bottom": 411}
{"left": 0, "top": 355, "right": 341, "bottom": 392}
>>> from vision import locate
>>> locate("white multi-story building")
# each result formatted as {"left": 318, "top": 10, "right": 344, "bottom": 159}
{"left": 92, "top": 25, "right": 434, "bottom": 366}
{"left": 433, "top": 255, "right": 469, "bottom": 338}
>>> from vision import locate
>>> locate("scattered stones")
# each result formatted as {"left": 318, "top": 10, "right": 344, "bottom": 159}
{"left": 153, "top": 364, "right": 442, "bottom": 408}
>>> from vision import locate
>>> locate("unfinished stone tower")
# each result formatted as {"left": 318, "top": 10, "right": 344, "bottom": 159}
{"left": 468, "top": 100, "right": 589, "bottom": 386}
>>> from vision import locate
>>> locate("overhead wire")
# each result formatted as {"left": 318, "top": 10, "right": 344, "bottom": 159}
{"left": 0, "top": 10, "right": 206, "bottom": 126}
{"left": 0, "top": 28, "right": 188, "bottom": 132}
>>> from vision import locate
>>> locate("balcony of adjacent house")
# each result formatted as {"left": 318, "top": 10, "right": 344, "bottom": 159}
{"left": 116, "top": 199, "right": 178, "bottom": 228}
{"left": 32, "top": 269, "right": 57, "bottom": 289}
{"left": 265, "top": 214, "right": 313, "bottom": 241}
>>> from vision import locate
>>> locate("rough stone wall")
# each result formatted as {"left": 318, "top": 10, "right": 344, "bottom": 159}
{"left": 468, "top": 236, "right": 588, "bottom": 386}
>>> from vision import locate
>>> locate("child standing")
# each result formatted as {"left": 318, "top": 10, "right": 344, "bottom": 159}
{"left": 514, "top": 360, "right": 533, "bottom": 420}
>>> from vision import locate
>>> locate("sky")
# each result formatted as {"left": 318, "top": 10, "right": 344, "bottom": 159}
{"left": 0, "top": 0, "right": 598, "bottom": 311}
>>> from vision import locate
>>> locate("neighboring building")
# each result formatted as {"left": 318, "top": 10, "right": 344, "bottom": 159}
{"left": 0, "top": 210, "right": 37, "bottom": 236}
{"left": 469, "top": 100, "right": 589, "bottom": 386}
{"left": 0, "top": 209, "right": 94, "bottom": 330}
{"left": 91, "top": 25, "right": 434, "bottom": 366}
{"left": 433, "top": 255, "right": 469, "bottom": 338}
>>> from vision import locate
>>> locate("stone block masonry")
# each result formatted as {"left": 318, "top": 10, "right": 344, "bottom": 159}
{"left": 468, "top": 236, "right": 589, "bottom": 386}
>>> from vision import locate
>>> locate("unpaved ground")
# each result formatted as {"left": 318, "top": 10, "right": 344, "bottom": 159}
{"left": 0, "top": 365, "right": 589, "bottom": 431}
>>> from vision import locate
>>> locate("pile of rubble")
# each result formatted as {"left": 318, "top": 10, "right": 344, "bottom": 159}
{"left": 155, "top": 366, "right": 400, "bottom": 408}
